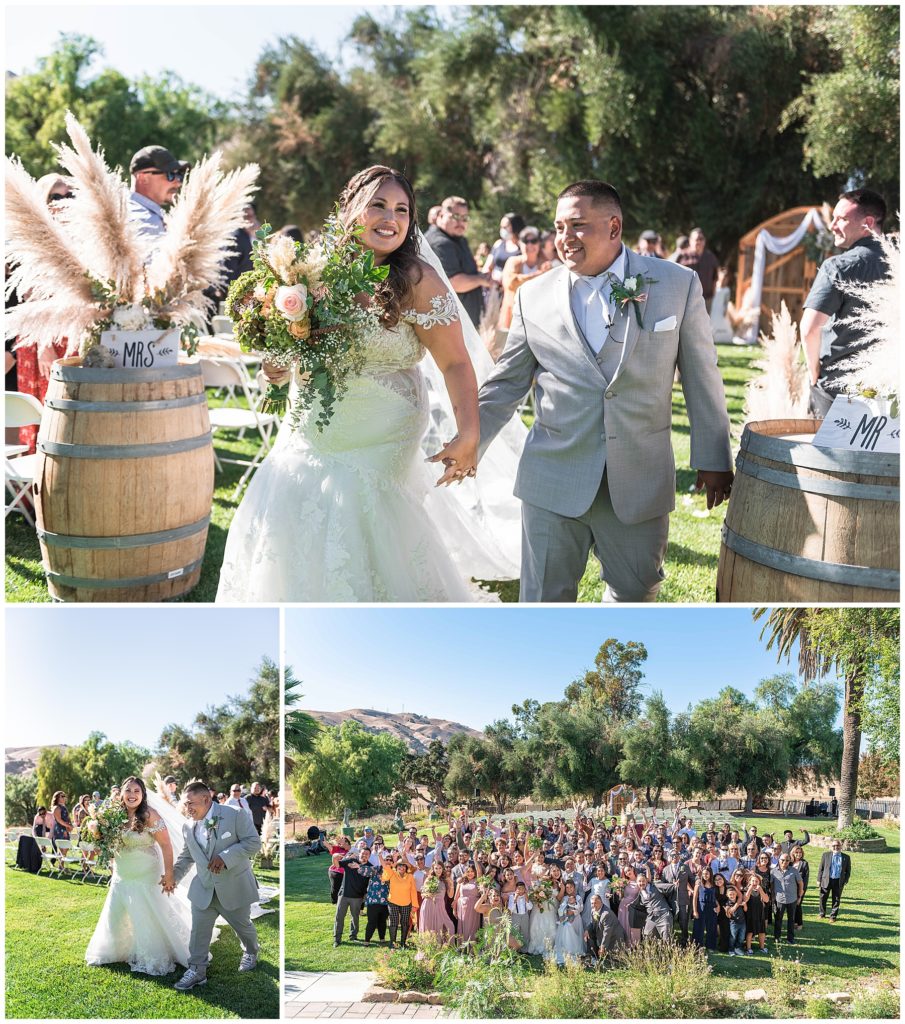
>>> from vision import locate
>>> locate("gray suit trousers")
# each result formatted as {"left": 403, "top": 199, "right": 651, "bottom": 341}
{"left": 334, "top": 896, "right": 363, "bottom": 942}
{"left": 520, "top": 471, "right": 669, "bottom": 602}
{"left": 189, "top": 891, "right": 259, "bottom": 968}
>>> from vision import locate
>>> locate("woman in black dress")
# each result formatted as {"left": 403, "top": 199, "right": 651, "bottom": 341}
{"left": 713, "top": 872, "right": 730, "bottom": 953}
{"left": 754, "top": 851, "right": 775, "bottom": 929}
{"left": 50, "top": 791, "right": 72, "bottom": 843}
{"left": 790, "top": 844, "right": 810, "bottom": 931}
{"left": 744, "top": 871, "right": 770, "bottom": 952}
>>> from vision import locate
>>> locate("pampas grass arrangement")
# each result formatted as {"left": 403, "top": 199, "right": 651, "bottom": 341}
{"left": 4, "top": 111, "right": 258, "bottom": 359}
{"left": 742, "top": 301, "right": 809, "bottom": 427}
{"left": 832, "top": 230, "right": 900, "bottom": 411}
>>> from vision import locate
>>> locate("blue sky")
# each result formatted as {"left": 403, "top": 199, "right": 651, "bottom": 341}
{"left": 5, "top": 4, "right": 411, "bottom": 102}
{"left": 285, "top": 607, "right": 834, "bottom": 731}
{"left": 5, "top": 607, "right": 279, "bottom": 749}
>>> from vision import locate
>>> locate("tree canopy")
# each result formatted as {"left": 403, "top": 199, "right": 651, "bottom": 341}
{"left": 35, "top": 732, "right": 150, "bottom": 808}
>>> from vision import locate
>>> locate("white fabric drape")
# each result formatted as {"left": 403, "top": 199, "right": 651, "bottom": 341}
{"left": 742, "top": 208, "right": 827, "bottom": 344}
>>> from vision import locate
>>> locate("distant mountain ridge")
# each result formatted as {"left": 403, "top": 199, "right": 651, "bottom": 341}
{"left": 305, "top": 708, "right": 482, "bottom": 753}
{"left": 5, "top": 745, "right": 69, "bottom": 776}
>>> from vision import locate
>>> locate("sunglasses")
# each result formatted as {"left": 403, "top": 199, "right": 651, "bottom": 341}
{"left": 447, "top": 212, "right": 469, "bottom": 223}
{"left": 522, "top": 237, "right": 540, "bottom": 244}
{"left": 141, "top": 168, "right": 186, "bottom": 182}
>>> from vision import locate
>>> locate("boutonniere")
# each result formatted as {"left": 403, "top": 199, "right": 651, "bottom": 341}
{"left": 610, "top": 274, "right": 657, "bottom": 327}
{"left": 204, "top": 817, "right": 219, "bottom": 834}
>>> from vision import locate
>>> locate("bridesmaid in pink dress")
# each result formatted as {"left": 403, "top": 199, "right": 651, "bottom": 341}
{"left": 454, "top": 864, "right": 481, "bottom": 946}
{"left": 617, "top": 866, "right": 642, "bottom": 947}
{"left": 419, "top": 861, "right": 455, "bottom": 942}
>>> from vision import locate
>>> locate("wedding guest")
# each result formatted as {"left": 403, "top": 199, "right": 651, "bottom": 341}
{"left": 800, "top": 188, "right": 889, "bottom": 416}
{"left": 277, "top": 225, "right": 304, "bottom": 243}
{"left": 713, "top": 872, "right": 730, "bottom": 952}
{"left": 790, "top": 843, "right": 810, "bottom": 931}
{"left": 669, "top": 235, "right": 691, "bottom": 262}
{"left": 419, "top": 860, "right": 456, "bottom": 942}
{"left": 483, "top": 213, "right": 525, "bottom": 283}
{"left": 328, "top": 835, "right": 352, "bottom": 904}
{"left": 73, "top": 795, "right": 91, "bottom": 828}
{"left": 425, "top": 195, "right": 494, "bottom": 327}
{"left": 454, "top": 863, "right": 482, "bottom": 946}
{"left": 32, "top": 806, "right": 53, "bottom": 838}
{"left": 676, "top": 228, "right": 720, "bottom": 311}
{"left": 360, "top": 858, "right": 391, "bottom": 945}
{"left": 246, "top": 783, "right": 272, "bottom": 836}
{"left": 771, "top": 852, "right": 804, "bottom": 943}
{"left": 382, "top": 858, "right": 420, "bottom": 950}
{"left": 51, "top": 791, "right": 73, "bottom": 842}
{"left": 744, "top": 871, "right": 770, "bottom": 953}
{"left": 227, "top": 784, "right": 251, "bottom": 814}
{"left": 662, "top": 848, "right": 692, "bottom": 945}
{"left": 334, "top": 852, "right": 369, "bottom": 946}
{"left": 540, "top": 230, "right": 561, "bottom": 268}
{"left": 163, "top": 776, "right": 179, "bottom": 805}
{"left": 817, "top": 839, "right": 851, "bottom": 922}
{"left": 553, "top": 879, "right": 586, "bottom": 964}
{"left": 692, "top": 866, "right": 718, "bottom": 950}
{"left": 584, "top": 893, "right": 626, "bottom": 960}
{"left": 725, "top": 884, "right": 748, "bottom": 957}
{"left": 507, "top": 881, "right": 533, "bottom": 948}
{"left": 780, "top": 828, "right": 811, "bottom": 856}
{"left": 427, "top": 205, "right": 441, "bottom": 226}
{"left": 128, "top": 145, "right": 188, "bottom": 244}
{"left": 498, "top": 226, "right": 551, "bottom": 330}
{"left": 635, "top": 869, "right": 674, "bottom": 941}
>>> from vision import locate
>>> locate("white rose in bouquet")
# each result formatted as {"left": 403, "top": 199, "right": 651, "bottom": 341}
{"left": 273, "top": 284, "right": 309, "bottom": 322}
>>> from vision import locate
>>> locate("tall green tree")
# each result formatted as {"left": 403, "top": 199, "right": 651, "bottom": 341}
{"left": 35, "top": 732, "right": 150, "bottom": 807}
{"left": 619, "top": 692, "right": 680, "bottom": 808}
{"left": 155, "top": 656, "right": 281, "bottom": 792}
{"left": 284, "top": 667, "right": 320, "bottom": 772}
{"left": 397, "top": 740, "right": 451, "bottom": 810}
{"left": 5, "top": 773, "right": 38, "bottom": 827}
{"left": 5, "top": 34, "right": 227, "bottom": 177}
{"left": 782, "top": 5, "right": 900, "bottom": 206}
{"left": 564, "top": 638, "right": 647, "bottom": 716}
{"left": 291, "top": 719, "right": 407, "bottom": 825}
{"left": 755, "top": 607, "right": 899, "bottom": 827}
{"left": 446, "top": 722, "right": 530, "bottom": 813}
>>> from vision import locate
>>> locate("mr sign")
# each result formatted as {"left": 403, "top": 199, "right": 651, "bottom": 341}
{"left": 813, "top": 395, "right": 900, "bottom": 454}
{"left": 100, "top": 329, "right": 180, "bottom": 369}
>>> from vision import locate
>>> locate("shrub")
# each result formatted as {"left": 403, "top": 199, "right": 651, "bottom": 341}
{"left": 523, "top": 958, "right": 602, "bottom": 1019}
{"left": 803, "top": 997, "right": 834, "bottom": 1018}
{"left": 373, "top": 945, "right": 436, "bottom": 993}
{"left": 610, "top": 941, "right": 715, "bottom": 1018}
{"left": 811, "top": 819, "right": 882, "bottom": 841}
{"left": 435, "top": 924, "right": 530, "bottom": 1018}
{"left": 769, "top": 952, "right": 806, "bottom": 1012}
{"left": 850, "top": 989, "right": 901, "bottom": 1019}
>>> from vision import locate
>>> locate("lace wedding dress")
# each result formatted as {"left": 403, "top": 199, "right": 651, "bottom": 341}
{"left": 216, "top": 294, "right": 505, "bottom": 602}
{"left": 85, "top": 820, "right": 192, "bottom": 976}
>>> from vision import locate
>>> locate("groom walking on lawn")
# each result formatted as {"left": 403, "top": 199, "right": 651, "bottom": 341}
{"left": 169, "top": 780, "right": 262, "bottom": 991}
{"left": 477, "top": 179, "right": 734, "bottom": 602}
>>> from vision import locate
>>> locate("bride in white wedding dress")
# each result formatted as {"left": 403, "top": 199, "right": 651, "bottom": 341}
{"left": 85, "top": 777, "right": 213, "bottom": 976}
{"left": 216, "top": 165, "right": 525, "bottom": 603}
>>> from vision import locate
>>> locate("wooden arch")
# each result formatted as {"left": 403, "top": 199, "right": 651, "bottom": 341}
{"left": 735, "top": 206, "right": 828, "bottom": 332}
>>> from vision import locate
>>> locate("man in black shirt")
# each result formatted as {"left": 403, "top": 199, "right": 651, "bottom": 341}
{"left": 334, "top": 854, "right": 370, "bottom": 945}
{"left": 245, "top": 782, "right": 271, "bottom": 835}
{"left": 424, "top": 196, "right": 495, "bottom": 327}
{"left": 801, "top": 189, "right": 889, "bottom": 416}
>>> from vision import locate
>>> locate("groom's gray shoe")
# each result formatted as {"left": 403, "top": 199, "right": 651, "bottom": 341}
{"left": 238, "top": 952, "right": 258, "bottom": 972}
{"left": 175, "top": 967, "right": 207, "bottom": 991}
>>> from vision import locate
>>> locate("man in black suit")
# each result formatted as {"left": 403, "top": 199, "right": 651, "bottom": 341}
{"left": 818, "top": 839, "right": 852, "bottom": 921}
{"left": 661, "top": 849, "right": 692, "bottom": 945}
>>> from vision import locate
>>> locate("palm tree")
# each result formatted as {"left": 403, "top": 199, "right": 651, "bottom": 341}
{"left": 284, "top": 670, "right": 320, "bottom": 774}
{"left": 754, "top": 607, "right": 863, "bottom": 829}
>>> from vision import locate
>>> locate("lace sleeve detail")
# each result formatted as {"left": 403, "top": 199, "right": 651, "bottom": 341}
{"left": 147, "top": 818, "right": 168, "bottom": 835}
{"left": 402, "top": 292, "right": 460, "bottom": 329}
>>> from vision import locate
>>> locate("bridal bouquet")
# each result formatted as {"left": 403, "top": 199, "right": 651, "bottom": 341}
{"left": 529, "top": 878, "right": 555, "bottom": 911}
{"left": 476, "top": 872, "right": 497, "bottom": 892}
{"left": 83, "top": 798, "right": 129, "bottom": 869}
{"left": 225, "top": 215, "right": 389, "bottom": 429}
{"left": 422, "top": 874, "right": 441, "bottom": 897}
{"left": 608, "top": 875, "right": 627, "bottom": 898}
{"left": 4, "top": 112, "right": 259, "bottom": 362}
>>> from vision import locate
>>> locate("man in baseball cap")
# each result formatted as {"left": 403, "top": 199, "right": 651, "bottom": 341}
{"left": 128, "top": 145, "right": 190, "bottom": 246}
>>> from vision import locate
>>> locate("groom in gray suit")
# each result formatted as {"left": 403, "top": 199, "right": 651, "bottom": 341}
{"left": 169, "top": 781, "right": 262, "bottom": 990}
{"left": 478, "top": 180, "right": 733, "bottom": 601}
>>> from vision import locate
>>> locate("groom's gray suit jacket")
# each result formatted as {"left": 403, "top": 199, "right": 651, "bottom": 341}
{"left": 478, "top": 251, "right": 732, "bottom": 524}
{"left": 172, "top": 803, "right": 261, "bottom": 911}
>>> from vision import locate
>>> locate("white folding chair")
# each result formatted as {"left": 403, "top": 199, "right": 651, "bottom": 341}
{"left": 77, "top": 842, "right": 106, "bottom": 884}
{"left": 5, "top": 391, "right": 43, "bottom": 526}
{"left": 6, "top": 829, "right": 22, "bottom": 867}
{"left": 200, "top": 357, "right": 280, "bottom": 499}
{"left": 53, "top": 838, "right": 85, "bottom": 881}
{"left": 211, "top": 315, "right": 234, "bottom": 336}
{"left": 34, "top": 836, "right": 59, "bottom": 878}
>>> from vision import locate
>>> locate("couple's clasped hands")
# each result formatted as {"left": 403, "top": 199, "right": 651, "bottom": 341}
{"left": 159, "top": 872, "right": 176, "bottom": 896}
{"left": 427, "top": 433, "right": 478, "bottom": 487}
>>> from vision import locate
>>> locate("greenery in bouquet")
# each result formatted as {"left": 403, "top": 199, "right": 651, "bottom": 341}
{"left": 608, "top": 875, "right": 627, "bottom": 897}
{"left": 225, "top": 213, "right": 389, "bottom": 429}
{"left": 4, "top": 111, "right": 258, "bottom": 364}
{"left": 421, "top": 874, "right": 441, "bottom": 897}
{"left": 476, "top": 871, "right": 498, "bottom": 891}
{"left": 529, "top": 877, "right": 555, "bottom": 911}
{"left": 82, "top": 797, "right": 129, "bottom": 869}
{"left": 470, "top": 835, "right": 494, "bottom": 856}
{"left": 526, "top": 835, "right": 544, "bottom": 853}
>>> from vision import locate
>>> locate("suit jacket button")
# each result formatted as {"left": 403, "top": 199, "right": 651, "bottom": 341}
{"left": 605, "top": 390, "right": 615, "bottom": 399}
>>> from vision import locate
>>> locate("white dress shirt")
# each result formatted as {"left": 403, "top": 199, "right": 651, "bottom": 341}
{"left": 568, "top": 246, "right": 627, "bottom": 353}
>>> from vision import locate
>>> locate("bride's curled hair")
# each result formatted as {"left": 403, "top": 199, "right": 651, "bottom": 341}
{"left": 120, "top": 775, "right": 152, "bottom": 833}
{"left": 338, "top": 165, "right": 423, "bottom": 328}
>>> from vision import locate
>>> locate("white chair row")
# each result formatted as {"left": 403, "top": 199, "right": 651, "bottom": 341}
{"left": 33, "top": 836, "right": 108, "bottom": 883}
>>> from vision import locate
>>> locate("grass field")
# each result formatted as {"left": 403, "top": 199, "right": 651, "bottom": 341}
{"left": 4, "top": 863, "right": 281, "bottom": 1019}
{"left": 286, "top": 816, "right": 899, "bottom": 996}
{"left": 5, "top": 346, "right": 757, "bottom": 603}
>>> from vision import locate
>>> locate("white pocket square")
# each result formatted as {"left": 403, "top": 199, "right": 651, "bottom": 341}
{"left": 221, "top": 832, "right": 232, "bottom": 840}
{"left": 654, "top": 316, "right": 677, "bottom": 332}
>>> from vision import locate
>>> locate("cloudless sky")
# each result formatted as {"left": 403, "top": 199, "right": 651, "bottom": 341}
{"left": 285, "top": 607, "right": 836, "bottom": 731}
{"left": 5, "top": 607, "right": 279, "bottom": 749}
{"left": 4, "top": 4, "right": 434, "bottom": 103}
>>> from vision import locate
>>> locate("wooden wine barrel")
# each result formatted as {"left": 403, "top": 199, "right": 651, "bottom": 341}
{"left": 717, "top": 418, "right": 900, "bottom": 602}
{"left": 33, "top": 358, "right": 214, "bottom": 602}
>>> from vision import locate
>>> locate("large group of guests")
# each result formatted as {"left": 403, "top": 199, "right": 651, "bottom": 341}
{"left": 326, "top": 809, "right": 854, "bottom": 965}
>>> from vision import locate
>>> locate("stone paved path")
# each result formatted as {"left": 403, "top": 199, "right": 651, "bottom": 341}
{"left": 284, "top": 971, "right": 454, "bottom": 1019}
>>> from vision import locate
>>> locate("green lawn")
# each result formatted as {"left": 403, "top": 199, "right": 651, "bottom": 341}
{"left": 5, "top": 863, "right": 281, "bottom": 1019}
{"left": 6, "top": 347, "right": 757, "bottom": 603}
{"left": 286, "top": 816, "right": 899, "bottom": 992}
